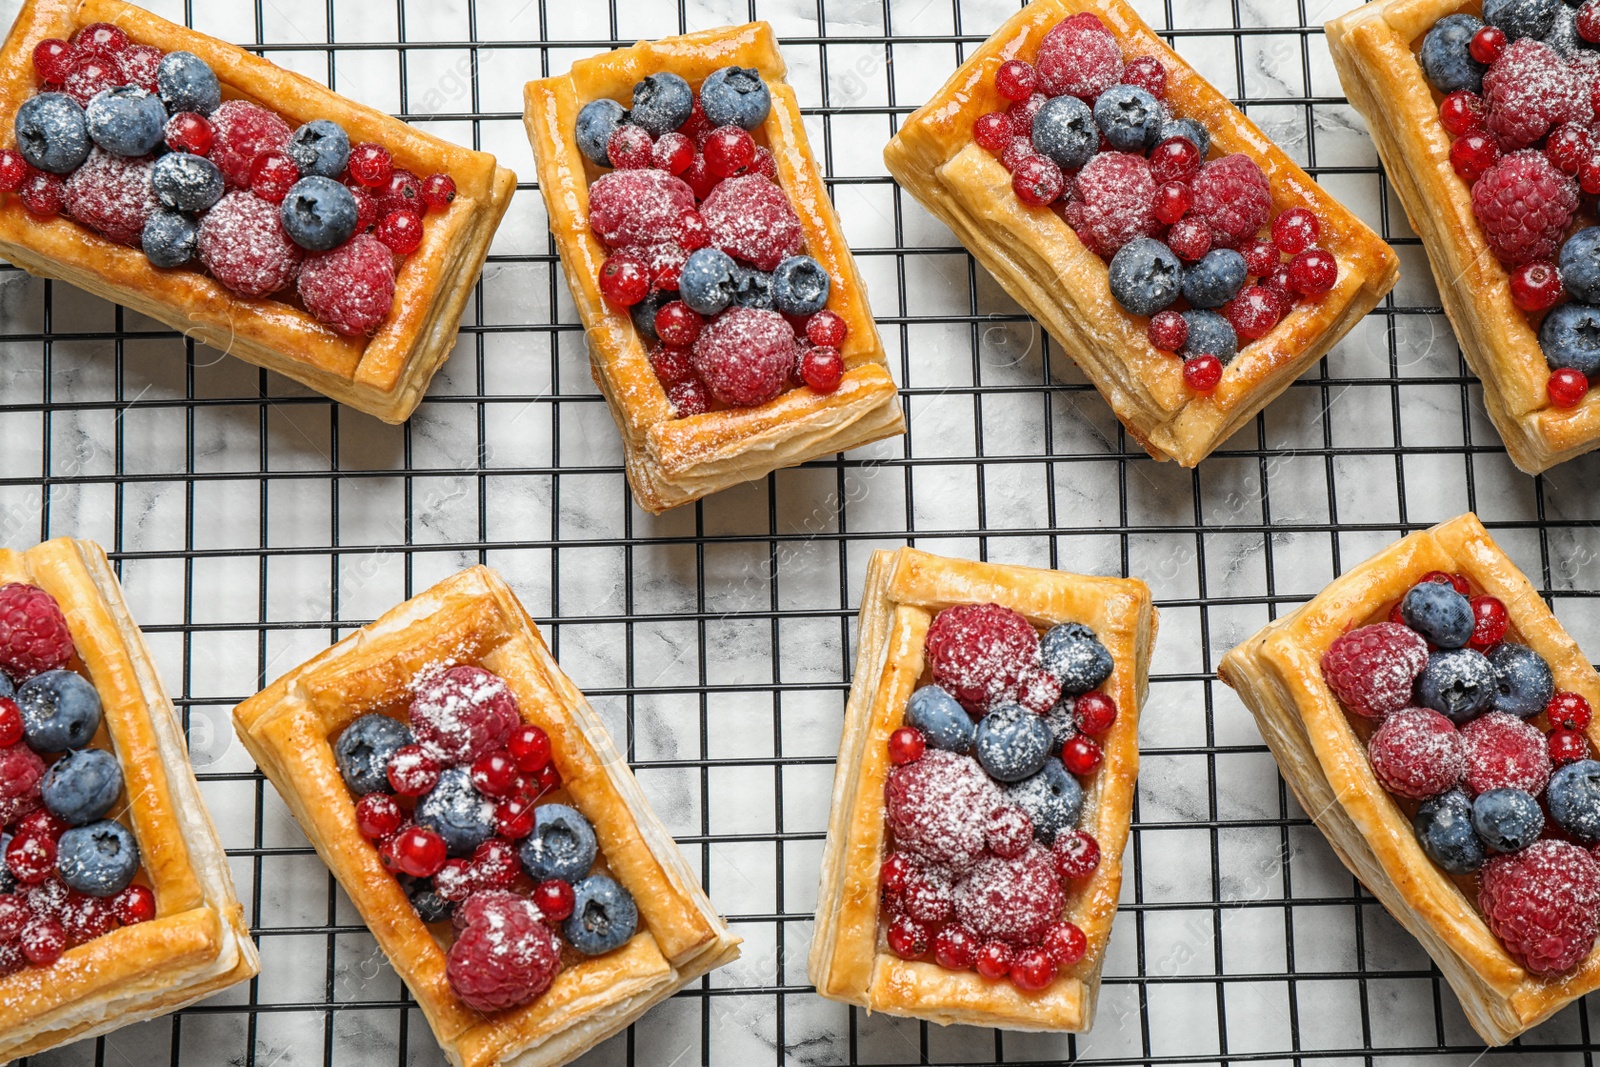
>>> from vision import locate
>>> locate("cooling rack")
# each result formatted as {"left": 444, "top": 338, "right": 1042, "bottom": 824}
{"left": 6, "top": 0, "right": 1600, "bottom": 1062}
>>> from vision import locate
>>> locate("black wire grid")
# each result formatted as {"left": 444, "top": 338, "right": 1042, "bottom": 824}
{"left": 8, "top": 0, "right": 1600, "bottom": 1062}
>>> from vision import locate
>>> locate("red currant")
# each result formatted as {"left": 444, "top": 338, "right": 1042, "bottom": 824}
{"left": 673, "top": 209, "right": 710, "bottom": 252}
{"left": 646, "top": 130, "right": 692, "bottom": 175}
{"left": 800, "top": 345, "right": 845, "bottom": 393}
{"left": 681, "top": 153, "right": 718, "bottom": 199}
{"left": 886, "top": 914, "right": 929, "bottom": 959}
{"left": 6, "top": 833, "right": 55, "bottom": 885}
{"left": 607, "top": 125, "right": 654, "bottom": 170}
{"left": 356, "top": 793, "right": 403, "bottom": 839}
{"left": 0, "top": 894, "right": 24, "bottom": 940}
{"left": 18, "top": 811, "right": 67, "bottom": 841}
{"left": 347, "top": 143, "right": 394, "bottom": 187}
{"left": 249, "top": 151, "right": 300, "bottom": 204}
{"left": 703, "top": 126, "right": 756, "bottom": 178}
{"left": 1074, "top": 692, "right": 1117, "bottom": 735}
{"left": 1580, "top": 145, "right": 1600, "bottom": 196}
{"left": 1148, "top": 310, "right": 1188, "bottom": 352}
{"left": 1226, "top": 285, "right": 1285, "bottom": 342}
{"left": 1240, "top": 238, "right": 1279, "bottom": 278}
{"left": 1054, "top": 830, "right": 1102, "bottom": 880}
{"left": 1581, "top": 0, "right": 1600, "bottom": 43}
{"left": 471, "top": 838, "right": 520, "bottom": 889}
{"left": 649, "top": 345, "right": 695, "bottom": 386}
{"left": 1010, "top": 945, "right": 1056, "bottom": 991}
{"left": 0, "top": 698, "right": 21, "bottom": 747}
{"left": 973, "top": 111, "right": 1014, "bottom": 152}
{"left": 19, "top": 170, "right": 65, "bottom": 217}
{"left": 433, "top": 858, "right": 476, "bottom": 901}
{"left": 376, "top": 210, "right": 424, "bottom": 254}
{"left": 1469, "top": 25, "right": 1507, "bottom": 64}
{"left": 507, "top": 723, "right": 552, "bottom": 773}
{"left": 1166, "top": 217, "right": 1212, "bottom": 261}
{"left": 534, "top": 878, "right": 576, "bottom": 921}
{"left": 1062, "top": 735, "right": 1104, "bottom": 776}
{"left": 392, "top": 826, "right": 447, "bottom": 878}
{"left": 749, "top": 146, "right": 777, "bottom": 180}
{"left": 998, "top": 136, "right": 1039, "bottom": 173}
{"left": 1271, "top": 207, "right": 1319, "bottom": 256}
{"left": 536, "top": 761, "right": 563, "bottom": 794}
{"left": 1418, "top": 571, "right": 1469, "bottom": 595}
{"left": 1549, "top": 367, "right": 1590, "bottom": 409}
{"left": 387, "top": 745, "right": 440, "bottom": 796}
{"left": 21, "top": 917, "right": 64, "bottom": 965}
{"left": 413, "top": 173, "right": 454, "bottom": 212}
{"left": 351, "top": 186, "right": 378, "bottom": 232}
{"left": 1153, "top": 180, "right": 1191, "bottom": 225}
{"left": 881, "top": 852, "right": 914, "bottom": 896}
{"left": 32, "top": 39, "right": 73, "bottom": 83}
{"left": 888, "top": 726, "right": 925, "bottom": 765}
{"left": 1438, "top": 90, "right": 1485, "bottom": 136}
{"left": 73, "top": 22, "right": 129, "bottom": 55}
{"left": 806, "top": 309, "right": 848, "bottom": 348}
{"left": 597, "top": 252, "right": 650, "bottom": 308}
{"left": 1550, "top": 692, "right": 1594, "bottom": 731}
{"left": 495, "top": 795, "right": 536, "bottom": 839}
{"left": 1288, "top": 248, "right": 1338, "bottom": 297}
{"left": 994, "top": 59, "right": 1040, "bottom": 101}
{"left": 1263, "top": 264, "right": 1295, "bottom": 296}
{"left": 163, "top": 111, "right": 213, "bottom": 156}
{"left": 1007, "top": 92, "right": 1047, "bottom": 139}
{"left": 1510, "top": 261, "right": 1564, "bottom": 312}
{"left": 1012, "top": 154, "right": 1064, "bottom": 206}
{"left": 1041, "top": 921, "right": 1087, "bottom": 966}
{"left": 975, "top": 940, "right": 1013, "bottom": 979}
{"left": 932, "top": 923, "right": 978, "bottom": 970}
{"left": 1468, "top": 595, "right": 1509, "bottom": 649}
{"left": 470, "top": 751, "right": 519, "bottom": 797}
{"left": 112, "top": 883, "right": 156, "bottom": 925}
{"left": 1551, "top": 728, "right": 1591, "bottom": 766}
{"left": 1547, "top": 124, "right": 1591, "bottom": 177}
{"left": 654, "top": 301, "right": 702, "bottom": 347}
{"left": 1149, "top": 137, "right": 1201, "bottom": 185}
{"left": 1450, "top": 132, "right": 1500, "bottom": 182}
{"left": 1183, "top": 353, "right": 1224, "bottom": 394}
{"left": 1121, "top": 55, "right": 1167, "bottom": 99}
{"left": 668, "top": 378, "right": 710, "bottom": 417}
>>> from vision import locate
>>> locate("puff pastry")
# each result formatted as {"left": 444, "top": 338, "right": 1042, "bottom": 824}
{"left": 523, "top": 23, "right": 904, "bottom": 514}
{"left": 0, "top": 0, "right": 517, "bottom": 424}
{"left": 809, "top": 547, "right": 1155, "bottom": 1030}
{"left": 0, "top": 537, "right": 257, "bottom": 1063}
{"left": 1326, "top": 1, "right": 1596, "bottom": 473}
{"left": 233, "top": 565, "right": 739, "bottom": 1067}
{"left": 883, "top": 0, "right": 1399, "bottom": 467}
{"left": 1218, "top": 513, "right": 1600, "bottom": 1045}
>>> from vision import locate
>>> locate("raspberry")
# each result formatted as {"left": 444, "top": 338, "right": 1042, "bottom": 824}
{"left": 198, "top": 191, "right": 304, "bottom": 298}
{"left": 1320, "top": 622, "right": 1429, "bottom": 720}
{"left": 1366, "top": 707, "right": 1463, "bottom": 799}
{"left": 0, "top": 583, "right": 75, "bottom": 678}
{"left": 953, "top": 847, "right": 1063, "bottom": 945}
{"left": 1462, "top": 711, "right": 1552, "bottom": 795}
{"left": 1190, "top": 154, "right": 1272, "bottom": 249}
{"left": 1483, "top": 39, "right": 1588, "bottom": 151}
{"left": 64, "top": 149, "right": 154, "bottom": 246}
{"left": 884, "top": 749, "right": 1002, "bottom": 870}
{"left": 297, "top": 235, "right": 396, "bottom": 336}
{"left": 1073, "top": 152, "right": 1157, "bottom": 256}
{"left": 207, "top": 100, "right": 293, "bottom": 189}
{"left": 1035, "top": 21, "right": 1122, "bottom": 100}
{"left": 900, "top": 863, "right": 955, "bottom": 924}
{"left": 1479, "top": 840, "right": 1600, "bottom": 975}
{"left": 445, "top": 893, "right": 561, "bottom": 1011}
{"left": 587, "top": 168, "right": 696, "bottom": 252}
{"left": 0, "top": 742, "right": 45, "bottom": 804}
{"left": 925, "top": 602, "right": 1040, "bottom": 712}
{"left": 410, "top": 665, "right": 520, "bottom": 765}
{"left": 698, "top": 174, "right": 804, "bottom": 271}
{"left": 689, "top": 306, "right": 796, "bottom": 407}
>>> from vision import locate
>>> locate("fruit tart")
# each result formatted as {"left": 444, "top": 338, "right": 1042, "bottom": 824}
{"left": 1219, "top": 513, "right": 1600, "bottom": 1045}
{"left": 883, "top": 0, "right": 1398, "bottom": 467}
{"left": 0, "top": 0, "right": 516, "bottom": 424}
{"left": 0, "top": 537, "right": 256, "bottom": 1061}
{"left": 1326, "top": 0, "right": 1600, "bottom": 472}
{"left": 810, "top": 547, "right": 1155, "bottom": 1030}
{"left": 233, "top": 565, "right": 738, "bottom": 1067}
{"left": 523, "top": 23, "right": 904, "bottom": 513}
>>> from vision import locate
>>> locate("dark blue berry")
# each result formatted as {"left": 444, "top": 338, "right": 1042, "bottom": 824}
{"left": 1547, "top": 759, "right": 1600, "bottom": 843}
{"left": 904, "top": 685, "right": 975, "bottom": 754}
{"left": 1041, "top": 622, "right": 1113, "bottom": 695}
{"left": 1471, "top": 787, "right": 1544, "bottom": 852}
{"left": 1093, "top": 84, "right": 1164, "bottom": 152}
{"left": 700, "top": 66, "right": 770, "bottom": 131}
{"left": 629, "top": 288, "right": 676, "bottom": 344}
{"left": 1488, "top": 642, "right": 1555, "bottom": 718}
{"left": 280, "top": 176, "right": 359, "bottom": 252}
{"left": 0, "top": 837, "right": 14, "bottom": 894}
{"left": 680, "top": 247, "right": 739, "bottom": 315}
{"left": 1181, "top": 248, "right": 1248, "bottom": 310}
{"left": 1419, "top": 14, "right": 1487, "bottom": 94}
{"left": 1560, "top": 229, "right": 1600, "bottom": 304}
{"left": 1414, "top": 789, "right": 1486, "bottom": 874}
{"left": 1181, "top": 309, "right": 1238, "bottom": 361}
{"left": 334, "top": 714, "right": 412, "bottom": 795}
{"left": 0, "top": 673, "right": 14, "bottom": 700}
{"left": 1414, "top": 648, "right": 1497, "bottom": 723}
{"left": 1484, "top": 0, "right": 1559, "bottom": 40}
{"left": 1159, "top": 117, "right": 1210, "bottom": 158}
{"left": 17, "top": 670, "right": 101, "bottom": 752}
{"left": 287, "top": 119, "right": 350, "bottom": 179}
{"left": 1540, "top": 302, "right": 1600, "bottom": 376}
{"left": 157, "top": 51, "right": 221, "bottom": 116}
{"left": 406, "top": 879, "right": 453, "bottom": 924}
{"left": 415, "top": 767, "right": 495, "bottom": 856}
{"left": 771, "top": 255, "right": 831, "bottom": 316}
{"left": 57, "top": 819, "right": 139, "bottom": 896}
{"left": 1543, "top": 2, "right": 1583, "bottom": 55}
{"left": 152, "top": 152, "right": 223, "bottom": 213}
{"left": 974, "top": 702, "right": 1052, "bottom": 782}
{"left": 142, "top": 209, "right": 198, "bottom": 269}
{"left": 84, "top": 87, "right": 166, "bottom": 157}
{"left": 629, "top": 72, "right": 694, "bottom": 135}
{"left": 14, "top": 92, "right": 90, "bottom": 174}
{"left": 1400, "top": 581, "right": 1474, "bottom": 648}
{"left": 576, "top": 98, "right": 628, "bottom": 167}
{"left": 1005, "top": 760, "right": 1084, "bottom": 845}
{"left": 731, "top": 265, "right": 774, "bottom": 310}
{"left": 564, "top": 874, "right": 638, "bottom": 955}
{"left": 520, "top": 803, "right": 598, "bottom": 882}
{"left": 1108, "top": 237, "right": 1183, "bottom": 316}
{"left": 40, "top": 747, "right": 122, "bottom": 825}
{"left": 1030, "top": 95, "right": 1097, "bottom": 170}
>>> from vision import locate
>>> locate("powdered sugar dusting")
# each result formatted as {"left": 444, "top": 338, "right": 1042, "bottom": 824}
{"left": 197, "top": 190, "right": 303, "bottom": 298}
{"left": 64, "top": 149, "right": 155, "bottom": 246}
{"left": 951, "top": 846, "right": 1063, "bottom": 944}
{"left": 884, "top": 749, "right": 1002, "bottom": 871}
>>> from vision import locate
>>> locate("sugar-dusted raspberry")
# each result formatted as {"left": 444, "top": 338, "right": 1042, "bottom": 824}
{"left": 1190, "top": 154, "right": 1272, "bottom": 249}
{"left": 587, "top": 168, "right": 696, "bottom": 251}
{"left": 198, "top": 191, "right": 304, "bottom": 298}
{"left": 953, "top": 846, "right": 1064, "bottom": 945}
{"left": 445, "top": 891, "right": 561, "bottom": 1011}
{"left": 698, "top": 174, "right": 804, "bottom": 271}
{"left": 62, "top": 53, "right": 125, "bottom": 107}
{"left": 1072, "top": 152, "right": 1158, "bottom": 256}
{"left": 63, "top": 149, "right": 154, "bottom": 246}
{"left": 0, "top": 741, "right": 45, "bottom": 805}
{"left": 1479, "top": 840, "right": 1600, "bottom": 975}
{"left": 1035, "top": 21, "right": 1123, "bottom": 100}
{"left": 986, "top": 804, "right": 1033, "bottom": 859}
{"left": 1462, "top": 711, "right": 1552, "bottom": 796}
{"left": 1471, "top": 150, "right": 1580, "bottom": 268}
{"left": 1483, "top": 39, "right": 1588, "bottom": 151}
{"left": 1320, "top": 622, "right": 1429, "bottom": 720}
{"left": 667, "top": 378, "right": 710, "bottom": 417}
{"left": 207, "top": 100, "right": 293, "bottom": 188}
{"left": 0, "top": 582, "right": 75, "bottom": 679}
{"left": 1366, "top": 707, "right": 1463, "bottom": 799}
{"left": 410, "top": 665, "right": 520, "bottom": 766}
{"left": 884, "top": 749, "right": 1002, "bottom": 871}
{"left": 689, "top": 306, "right": 796, "bottom": 408}
{"left": 298, "top": 235, "right": 397, "bottom": 336}
{"left": 900, "top": 863, "right": 955, "bottom": 924}
{"left": 925, "top": 602, "right": 1041, "bottom": 712}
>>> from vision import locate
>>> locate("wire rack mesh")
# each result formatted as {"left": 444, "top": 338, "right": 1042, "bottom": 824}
{"left": 7, "top": 0, "right": 1600, "bottom": 1062}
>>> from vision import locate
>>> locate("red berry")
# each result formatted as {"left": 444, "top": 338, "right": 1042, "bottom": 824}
{"left": 1062, "top": 734, "right": 1103, "bottom": 776}
{"left": 535, "top": 762, "right": 562, "bottom": 794}
{"left": 1468, "top": 595, "right": 1509, "bottom": 649}
{"left": 0, "top": 700, "right": 20, "bottom": 748}
{"left": 1463, "top": 711, "right": 1551, "bottom": 796}
{"left": 985, "top": 805, "right": 1034, "bottom": 859}
{"left": 1368, "top": 706, "right": 1465, "bottom": 799}
{"left": 649, "top": 131, "right": 694, "bottom": 175}
{"left": 1153, "top": 180, "right": 1191, "bottom": 225}
{"left": 692, "top": 305, "right": 796, "bottom": 406}
{"left": 924, "top": 603, "right": 1040, "bottom": 712}
{"left": 1450, "top": 132, "right": 1501, "bottom": 182}
{"left": 806, "top": 309, "right": 848, "bottom": 349}
{"left": 1012, "top": 154, "right": 1064, "bottom": 207}
{"left": 356, "top": 793, "right": 403, "bottom": 839}
{"left": 1547, "top": 124, "right": 1591, "bottom": 177}
{"left": 20, "top": 917, "right": 64, "bottom": 965}
{"left": 1166, "top": 217, "right": 1212, "bottom": 261}
{"left": 1263, "top": 264, "right": 1295, "bottom": 295}
{"left": 73, "top": 22, "right": 129, "bottom": 55}
{"left": 1240, "top": 237, "right": 1280, "bottom": 278}
{"left": 1053, "top": 830, "right": 1102, "bottom": 880}
{"left": 1550, "top": 367, "right": 1590, "bottom": 409}
{"left": 387, "top": 745, "right": 440, "bottom": 796}
{"left": 348, "top": 143, "right": 394, "bottom": 187}
{"left": 17, "top": 810, "right": 67, "bottom": 841}
{"left": 1415, "top": 570, "right": 1469, "bottom": 594}
{"left": 974, "top": 111, "right": 1014, "bottom": 153}
{"left": 886, "top": 914, "right": 929, "bottom": 959}
{"left": 1149, "top": 137, "right": 1201, "bottom": 185}
{"left": 1010, "top": 946, "right": 1056, "bottom": 991}
{"left": 1074, "top": 692, "right": 1117, "bottom": 735}
{"left": 668, "top": 378, "right": 710, "bottom": 417}
{"left": 1551, "top": 728, "right": 1591, "bottom": 766}
{"left": 932, "top": 924, "right": 978, "bottom": 970}
{"left": 649, "top": 345, "right": 695, "bottom": 386}
{"left": 880, "top": 852, "right": 914, "bottom": 897}
{"left": 61, "top": 51, "right": 124, "bottom": 107}
{"left": 1121, "top": 55, "right": 1167, "bottom": 99}
{"left": 1439, "top": 90, "right": 1486, "bottom": 136}
{"left": 392, "top": 826, "right": 448, "bottom": 878}
{"left": 163, "top": 111, "right": 214, "bottom": 156}
{"left": 607, "top": 125, "right": 654, "bottom": 170}
{"left": 1037, "top": 20, "right": 1121, "bottom": 99}
{"left": 16, "top": 169, "right": 63, "bottom": 217}
{"left": 800, "top": 345, "right": 845, "bottom": 394}
{"left": 249, "top": 151, "right": 299, "bottom": 204}
{"left": 533, "top": 878, "right": 575, "bottom": 921}
{"left": 1321, "top": 621, "right": 1429, "bottom": 719}
{"left": 700, "top": 173, "right": 803, "bottom": 270}
{"left": 1479, "top": 840, "right": 1600, "bottom": 975}
{"left": 1148, "top": 310, "right": 1188, "bottom": 352}
{"left": 1549, "top": 692, "right": 1593, "bottom": 731}
{"left": 998, "top": 136, "right": 1039, "bottom": 173}
{"left": 888, "top": 726, "right": 925, "bottom": 765}
{"left": 32, "top": 39, "right": 73, "bottom": 83}
{"left": 975, "top": 940, "right": 1013, "bottom": 979}
{"left": 1007, "top": 92, "right": 1047, "bottom": 139}
{"left": 433, "top": 858, "right": 476, "bottom": 901}
{"left": 1288, "top": 248, "right": 1338, "bottom": 297}
{"left": 1226, "top": 285, "right": 1285, "bottom": 342}
{"left": 1183, "top": 353, "right": 1223, "bottom": 394}
{"left": 994, "top": 60, "right": 1040, "bottom": 101}
{"left": 1470, "top": 25, "right": 1507, "bottom": 65}
{"left": 654, "top": 301, "right": 702, "bottom": 347}
{"left": 1271, "top": 207, "right": 1320, "bottom": 256}
{"left": 0, "top": 894, "right": 26, "bottom": 941}
{"left": 374, "top": 210, "right": 423, "bottom": 255}
{"left": 680, "top": 153, "right": 718, "bottom": 199}
{"left": 495, "top": 796, "right": 535, "bottom": 839}
{"left": 703, "top": 126, "right": 756, "bottom": 178}
{"left": 6, "top": 833, "right": 54, "bottom": 885}
{"left": 350, "top": 186, "right": 378, "bottom": 232}
{"left": 1041, "top": 921, "right": 1087, "bottom": 966}
{"left": 112, "top": 884, "right": 155, "bottom": 926}
{"left": 470, "top": 751, "right": 518, "bottom": 797}
{"left": 507, "top": 724, "right": 551, "bottom": 773}
{"left": 1582, "top": 0, "right": 1600, "bottom": 43}
{"left": 1510, "top": 261, "right": 1565, "bottom": 312}
{"left": 471, "top": 838, "right": 520, "bottom": 889}
{"left": 420, "top": 173, "right": 457, "bottom": 211}
{"left": 597, "top": 253, "right": 649, "bottom": 307}
{"left": 0, "top": 151, "right": 24, "bottom": 197}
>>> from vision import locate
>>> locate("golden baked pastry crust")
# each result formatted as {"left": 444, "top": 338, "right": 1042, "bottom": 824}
{"left": 1217, "top": 513, "right": 1600, "bottom": 1045}
{"left": 883, "top": 0, "right": 1399, "bottom": 467}
{"left": 233, "top": 566, "right": 739, "bottom": 1067}
{"left": 523, "top": 23, "right": 905, "bottom": 514}
{"left": 808, "top": 547, "right": 1156, "bottom": 1030}
{"left": 0, "top": 537, "right": 257, "bottom": 1062}
{"left": 1326, "top": 0, "right": 1596, "bottom": 473}
{"left": 0, "top": 0, "right": 517, "bottom": 424}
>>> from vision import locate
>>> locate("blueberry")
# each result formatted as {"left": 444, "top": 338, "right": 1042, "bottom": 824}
{"left": 771, "top": 255, "right": 830, "bottom": 316}
{"left": 40, "top": 747, "right": 122, "bottom": 825}
{"left": 974, "top": 703, "right": 1052, "bottom": 782}
{"left": 519, "top": 803, "right": 597, "bottom": 882}
{"left": 628, "top": 72, "right": 694, "bottom": 135}
{"left": 1413, "top": 789, "right": 1486, "bottom": 874}
{"left": 1181, "top": 248, "right": 1248, "bottom": 310}
{"left": 17, "top": 670, "right": 101, "bottom": 751}
{"left": 1159, "top": 117, "right": 1210, "bottom": 158}
{"left": 1005, "top": 760, "right": 1084, "bottom": 845}
{"left": 1560, "top": 229, "right": 1600, "bottom": 303}
{"left": 630, "top": 287, "right": 676, "bottom": 344}
{"left": 1544, "top": 2, "right": 1583, "bottom": 55}
{"left": 280, "top": 176, "right": 359, "bottom": 252}
{"left": 700, "top": 66, "right": 770, "bottom": 131}
{"left": 1108, "top": 237, "right": 1183, "bottom": 316}
{"left": 406, "top": 879, "right": 453, "bottom": 923}
{"left": 1539, "top": 302, "right": 1600, "bottom": 376}
{"left": 0, "top": 673, "right": 13, "bottom": 700}
{"left": 84, "top": 87, "right": 166, "bottom": 157}
{"left": 1488, "top": 642, "right": 1555, "bottom": 718}
{"left": 1040, "top": 622, "right": 1113, "bottom": 696}
{"left": 333, "top": 713, "right": 412, "bottom": 795}
{"left": 152, "top": 152, "right": 223, "bottom": 213}
{"left": 157, "top": 51, "right": 221, "bottom": 116}
{"left": 287, "top": 119, "right": 350, "bottom": 179}
{"left": 0, "top": 837, "right": 14, "bottom": 894}
{"left": 1414, "top": 648, "right": 1497, "bottom": 724}
{"left": 14, "top": 92, "right": 90, "bottom": 174}
{"left": 1472, "top": 787, "right": 1544, "bottom": 852}
{"left": 414, "top": 767, "right": 495, "bottom": 856}
{"left": 1485, "top": 0, "right": 1559, "bottom": 40}
{"left": 142, "top": 210, "right": 199, "bottom": 269}
{"left": 1400, "top": 581, "right": 1473, "bottom": 648}
{"left": 57, "top": 819, "right": 139, "bottom": 896}
{"left": 731, "top": 265, "right": 774, "bottom": 310}
{"left": 1093, "top": 84, "right": 1164, "bottom": 152}
{"left": 563, "top": 874, "right": 638, "bottom": 955}
{"left": 904, "top": 685, "right": 975, "bottom": 754}
{"left": 1547, "top": 759, "right": 1600, "bottom": 842}
{"left": 1181, "top": 309, "right": 1239, "bottom": 362}
{"left": 1419, "top": 14, "right": 1487, "bottom": 94}
{"left": 1031, "top": 95, "right": 1097, "bottom": 170}
{"left": 1043, "top": 698, "right": 1076, "bottom": 753}
{"left": 679, "top": 247, "right": 739, "bottom": 316}
{"left": 577, "top": 98, "right": 628, "bottom": 167}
